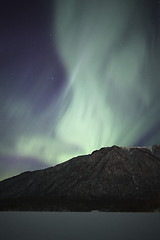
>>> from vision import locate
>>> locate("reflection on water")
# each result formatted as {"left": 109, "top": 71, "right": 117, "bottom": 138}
{"left": 0, "top": 212, "right": 160, "bottom": 240}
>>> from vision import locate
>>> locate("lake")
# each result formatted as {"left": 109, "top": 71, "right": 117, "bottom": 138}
{"left": 0, "top": 212, "right": 160, "bottom": 240}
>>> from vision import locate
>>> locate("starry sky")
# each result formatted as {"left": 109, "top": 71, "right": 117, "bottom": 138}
{"left": 0, "top": 0, "right": 160, "bottom": 180}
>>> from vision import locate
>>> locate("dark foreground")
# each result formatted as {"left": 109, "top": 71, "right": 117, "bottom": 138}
{"left": 1, "top": 197, "right": 160, "bottom": 212}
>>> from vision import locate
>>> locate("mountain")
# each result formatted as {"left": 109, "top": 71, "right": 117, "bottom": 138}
{"left": 0, "top": 145, "right": 160, "bottom": 212}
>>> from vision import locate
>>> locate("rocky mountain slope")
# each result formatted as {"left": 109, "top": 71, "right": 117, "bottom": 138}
{"left": 0, "top": 145, "right": 160, "bottom": 211}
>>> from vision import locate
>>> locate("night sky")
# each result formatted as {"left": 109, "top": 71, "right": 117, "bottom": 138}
{"left": 0, "top": 0, "right": 160, "bottom": 180}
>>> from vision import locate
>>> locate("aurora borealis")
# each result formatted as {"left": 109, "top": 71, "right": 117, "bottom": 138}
{"left": 0, "top": 0, "right": 160, "bottom": 180}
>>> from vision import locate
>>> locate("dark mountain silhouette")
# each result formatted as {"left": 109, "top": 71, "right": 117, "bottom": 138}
{"left": 0, "top": 145, "right": 160, "bottom": 212}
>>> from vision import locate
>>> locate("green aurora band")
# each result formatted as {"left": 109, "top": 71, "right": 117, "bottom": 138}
{"left": 0, "top": 0, "right": 160, "bottom": 179}
{"left": 53, "top": 0, "right": 160, "bottom": 157}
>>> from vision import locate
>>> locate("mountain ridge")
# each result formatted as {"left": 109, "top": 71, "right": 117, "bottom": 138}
{"left": 0, "top": 145, "right": 160, "bottom": 211}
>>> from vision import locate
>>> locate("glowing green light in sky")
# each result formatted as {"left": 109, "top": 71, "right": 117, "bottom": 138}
{"left": 1, "top": 0, "right": 160, "bottom": 176}
{"left": 51, "top": 0, "right": 160, "bottom": 161}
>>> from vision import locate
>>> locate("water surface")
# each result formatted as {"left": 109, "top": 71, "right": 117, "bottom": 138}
{"left": 0, "top": 212, "right": 160, "bottom": 240}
